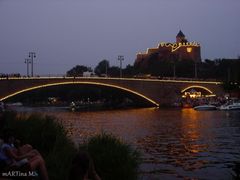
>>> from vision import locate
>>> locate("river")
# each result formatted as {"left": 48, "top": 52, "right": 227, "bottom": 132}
{"left": 13, "top": 106, "right": 240, "bottom": 180}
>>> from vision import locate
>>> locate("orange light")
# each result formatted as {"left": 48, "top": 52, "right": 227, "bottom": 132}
{"left": 187, "top": 47, "right": 192, "bottom": 53}
{"left": 159, "top": 42, "right": 200, "bottom": 52}
{"left": 184, "top": 91, "right": 202, "bottom": 98}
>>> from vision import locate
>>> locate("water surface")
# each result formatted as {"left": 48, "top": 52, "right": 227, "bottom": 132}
{"left": 14, "top": 107, "right": 240, "bottom": 179}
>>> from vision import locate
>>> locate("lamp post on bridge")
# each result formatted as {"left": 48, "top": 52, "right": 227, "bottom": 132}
{"left": 24, "top": 58, "right": 31, "bottom": 77}
{"left": 28, "top": 52, "right": 36, "bottom": 77}
{"left": 118, "top": 55, "right": 124, "bottom": 78}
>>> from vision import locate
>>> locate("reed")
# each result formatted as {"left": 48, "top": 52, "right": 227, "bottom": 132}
{"left": 80, "top": 132, "right": 141, "bottom": 180}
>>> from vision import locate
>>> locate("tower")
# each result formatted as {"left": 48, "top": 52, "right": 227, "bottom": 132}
{"left": 176, "top": 30, "right": 188, "bottom": 43}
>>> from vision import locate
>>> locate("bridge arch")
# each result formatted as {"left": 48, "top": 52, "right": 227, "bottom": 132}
{"left": 181, "top": 85, "right": 216, "bottom": 98}
{"left": 0, "top": 81, "right": 159, "bottom": 107}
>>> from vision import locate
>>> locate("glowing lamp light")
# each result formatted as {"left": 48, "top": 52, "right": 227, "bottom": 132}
{"left": 184, "top": 91, "right": 201, "bottom": 98}
{"left": 187, "top": 47, "right": 192, "bottom": 53}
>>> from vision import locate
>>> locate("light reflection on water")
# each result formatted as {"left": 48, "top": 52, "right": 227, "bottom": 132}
{"left": 14, "top": 107, "right": 240, "bottom": 179}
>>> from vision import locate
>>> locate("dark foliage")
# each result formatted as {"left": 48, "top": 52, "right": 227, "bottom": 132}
{"left": 94, "top": 60, "right": 109, "bottom": 76}
{"left": 66, "top": 65, "right": 92, "bottom": 77}
{"left": 80, "top": 133, "right": 141, "bottom": 180}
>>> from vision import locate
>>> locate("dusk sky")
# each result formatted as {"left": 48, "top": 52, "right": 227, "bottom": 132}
{"left": 0, "top": 0, "right": 239, "bottom": 76}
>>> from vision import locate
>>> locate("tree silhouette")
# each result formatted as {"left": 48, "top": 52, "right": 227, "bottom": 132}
{"left": 66, "top": 65, "right": 91, "bottom": 77}
{"left": 94, "top": 59, "right": 109, "bottom": 76}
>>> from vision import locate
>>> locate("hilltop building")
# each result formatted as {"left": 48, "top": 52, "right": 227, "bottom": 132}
{"left": 135, "top": 31, "right": 201, "bottom": 67}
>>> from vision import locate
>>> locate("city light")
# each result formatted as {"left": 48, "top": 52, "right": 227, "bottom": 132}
{"left": 187, "top": 47, "right": 192, "bottom": 53}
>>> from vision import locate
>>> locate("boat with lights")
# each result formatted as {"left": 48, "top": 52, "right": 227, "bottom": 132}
{"left": 219, "top": 102, "right": 240, "bottom": 111}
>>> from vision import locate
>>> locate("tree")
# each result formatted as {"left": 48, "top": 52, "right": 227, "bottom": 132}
{"left": 174, "top": 59, "right": 194, "bottom": 78}
{"left": 108, "top": 66, "right": 120, "bottom": 77}
{"left": 123, "top": 64, "right": 136, "bottom": 77}
{"left": 66, "top": 65, "right": 91, "bottom": 77}
{"left": 94, "top": 60, "right": 109, "bottom": 76}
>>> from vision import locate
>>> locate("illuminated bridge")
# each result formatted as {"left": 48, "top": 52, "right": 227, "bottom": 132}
{"left": 0, "top": 77, "right": 224, "bottom": 107}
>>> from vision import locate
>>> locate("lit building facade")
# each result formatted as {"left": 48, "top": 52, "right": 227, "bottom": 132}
{"left": 135, "top": 31, "right": 201, "bottom": 66}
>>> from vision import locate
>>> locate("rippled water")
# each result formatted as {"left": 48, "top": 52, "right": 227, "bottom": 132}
{"left": 14, "top": 107, "right": 240, "bottom": 179}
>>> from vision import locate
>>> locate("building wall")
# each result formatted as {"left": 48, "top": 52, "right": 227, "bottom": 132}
{"left": 135, "top": 32, "right": 201, "bottom": 67}
{"left": 135, "top": 44, "right": 201, "bottom": 65}
{"left": 176, "top": 45, "right": 201, "bottom": 61}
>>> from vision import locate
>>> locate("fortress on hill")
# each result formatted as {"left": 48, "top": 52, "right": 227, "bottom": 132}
{"left": 135, "top": 31, "right": 201, "bottom": 66}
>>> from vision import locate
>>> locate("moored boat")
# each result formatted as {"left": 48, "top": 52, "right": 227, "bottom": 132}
{"left": 193, "top": 104, "right": 217, "bottom": 111}
{"left": 219, "top": 102, "right": 240, "bottom": 111}
{"left": 69, "top": 101, "right": 104, "bottom": 112}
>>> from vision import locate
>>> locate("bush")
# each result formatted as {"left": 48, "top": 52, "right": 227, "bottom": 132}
{"left": 0, "top": 111, "right": 77, "bottom": 180}
{"left": 80, "top": 133, "right": 141, "bottom": 180}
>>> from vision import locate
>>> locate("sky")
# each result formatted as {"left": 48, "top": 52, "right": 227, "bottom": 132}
{"left": 0, "top": 0, "right": 239, "bottom": 76}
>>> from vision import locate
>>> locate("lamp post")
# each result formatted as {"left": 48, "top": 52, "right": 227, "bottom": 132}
{"left": 29, "top": 52, "right": 36, "bottom": 77}
{"left": 24, "top": 58, "right": 31, "bottom": 77}
{"left": 118, "top": 55, "right": 124, "bottom": 78}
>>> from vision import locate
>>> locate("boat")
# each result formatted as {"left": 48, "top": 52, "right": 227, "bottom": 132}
{"left": 69, "top": 101, "right": 104, "bottom": 112}
{"left": 70, "top": 101, "right": 86, "bottom": 112}
{"left": 193, "top": 104, "right": 217, "bottom": 111}
{"left": 219, "top": 102, "right": 240, "bottom": 111}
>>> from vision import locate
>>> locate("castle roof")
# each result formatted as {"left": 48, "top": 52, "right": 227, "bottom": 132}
{"left": 176, "top": 30, "right": 185, "bottom": 37}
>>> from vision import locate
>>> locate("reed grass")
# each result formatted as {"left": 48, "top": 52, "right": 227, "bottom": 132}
{"left": 80, "top": 133, "right": 141, "bottom": 180}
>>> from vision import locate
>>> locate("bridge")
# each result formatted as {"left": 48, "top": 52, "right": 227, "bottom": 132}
{"left": 0, "top": 77, "right": 224, "bottom": 107}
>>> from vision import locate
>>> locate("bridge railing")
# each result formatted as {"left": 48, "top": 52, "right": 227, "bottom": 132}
{"left": 0, "top": 76, "right": 222, "bottom": 85}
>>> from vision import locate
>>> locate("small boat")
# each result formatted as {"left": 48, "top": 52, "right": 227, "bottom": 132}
{"left": 193, "top": 104, "right": 217, "bottom": 111}
{"left": 69, "top": 101, "right": 104, "bottom": 112}
{"left": 219, "top": 102, "right": 240, "bottom": 111}
{"left": 70, "top": 101, "right": 85, "bottom": 112}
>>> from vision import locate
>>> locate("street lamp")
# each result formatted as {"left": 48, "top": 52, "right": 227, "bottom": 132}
{"left": 24, "top": 58, "right": 31, "bottom": 77}
{"left": 118, "top": 55, "right": 124, "bottom": 78}
{"left": 29, "top": 52, "right": 36, "bottom": 77}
